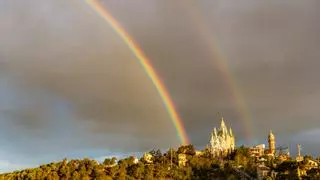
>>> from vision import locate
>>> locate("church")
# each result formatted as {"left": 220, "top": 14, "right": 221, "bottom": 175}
{"left": 209, "top": 117, "right": 236, "bottom": 157}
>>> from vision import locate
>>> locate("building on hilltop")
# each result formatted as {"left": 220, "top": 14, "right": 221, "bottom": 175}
{"left": 209, "top": 116, "right": 235, "bottom": 157}
{"left": 262, "top": 130, "right": 277, "bottom": 157}
{"left": 296, "top": 144, "right": 304, "bottom": 162}
{"left": 143, "top": 153, "right": 153, "bottom": 164}
{"left": 249, "top": 144, "right": 265, "bottom": 158}
{"left": 267, "top": 130, "right": 276, "bottom": 155}
{"left": 249, "top": 130, "right": 290, "bottom": 162}
{"left": 178, "top": 153, "right": 187, "bottom": 167}
{"left": 266, "top": 130, "right": 290, "bottom": 160}
{"left": 256, "top": 158, "right": 271, "bottom": 180}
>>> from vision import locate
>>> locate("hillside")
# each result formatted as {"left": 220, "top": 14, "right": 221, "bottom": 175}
{"left": 1, "top": 145, "right": 319, "bottom": 179}
{"left": 0, "top": 145, "right": 252, "bottom": 180}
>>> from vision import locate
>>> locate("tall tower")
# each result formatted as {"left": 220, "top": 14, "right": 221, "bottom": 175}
{"left": 220, "top": 117, "right": 227, "bottom": 135}
{"left": 268, "top": 130, "right": 276, "bottom": 155}
{"left": 296, "top": 144, "right": 303, "bottom": 162}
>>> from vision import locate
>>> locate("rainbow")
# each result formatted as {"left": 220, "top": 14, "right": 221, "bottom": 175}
{"left": 180, "top": 1, "right": 253, "bottom": 142}
{"left": 84, "top": 0, "right": 189, "bottom": 145}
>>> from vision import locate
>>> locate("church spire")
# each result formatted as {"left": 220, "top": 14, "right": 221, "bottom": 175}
{"left": 269, "top": 130, "right": 275, "bottom": 139}
{"left": 229, "top": 127, "right": 233, "bottom": 136}
{"left": 220, "top": 116, "right": 226, "bottom": 129}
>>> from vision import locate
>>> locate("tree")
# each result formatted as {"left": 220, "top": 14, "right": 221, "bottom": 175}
{"left": 307, "top": 168, "right": 320, "bottom": 179}
{"left": 92, "top": 164, "right": 107, "bottom": 180}
{"left": 47, "top": 171, "right": 59, "bottom": 180}
{"left": 276, "top": 160, "right": 299, "bottom": 180}
{"left": 144, "top": 164, "right": 154, "bottom": 179}
{"left": 79, "top": 164, "right": 90, "bottom": 180}
{"left": 103, "top": 157, "right": 117, "bottom": 166}
{"left": 127, "top": 163, "right": 144, "bottom": 179}
{"left": 71, "top": 171, "right": 80, "bottom": 180}
{"left": 177, "top": 145, "right": 196, "bottom": 156}
{"left": 117, "top": 163, "right": 127, "bottom": 180}
{"left": 58, "top": 161, "right": 70, "bottom": 179}
{"left": 149, "top": 149, "right": 163, "bottom": 164}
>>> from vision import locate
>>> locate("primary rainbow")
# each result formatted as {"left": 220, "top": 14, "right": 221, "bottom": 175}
{"left": 84, "top": 0, "right": 189, "bottom": 145}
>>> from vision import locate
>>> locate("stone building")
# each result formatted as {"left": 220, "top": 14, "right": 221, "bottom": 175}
{"left": 143, "top": 153, "right": 153, "bottom": 164}
{"left": 209, "top": 117, "right": 235, "bottom": 157}
{"left": 264, "top": 130, "right": 276, "bottom": 157}
{"left": 249, "top": 144, "right": 265, "bottom": 158}
{"left": 268, "top": 130, "right": 276, "bottom": 155}
{"left": 178, "top": 154, "right": 187, "bottom": 167}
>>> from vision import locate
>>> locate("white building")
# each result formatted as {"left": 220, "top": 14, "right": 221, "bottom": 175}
{"left": 143, "top": 153, "right": 153, "bottom": 164}
{"left": 209, "top": 117, "right": 235, "bottom": 156}
{"left": 249, "top": 144, "right": 266, "bottom": 158}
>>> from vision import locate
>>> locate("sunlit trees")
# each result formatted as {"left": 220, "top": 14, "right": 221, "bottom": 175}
{"left": 1, "top": 144, "right": 319, "bottom": 179}
{"left": 103, "top": 157, "right": 117, "bottom": 167}
{"left": 177, "top": 144, "right": 196, "bottom": 156}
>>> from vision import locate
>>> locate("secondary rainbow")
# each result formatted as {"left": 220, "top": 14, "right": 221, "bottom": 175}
{"left": 180, "top": 1, "right": 254, "bottom": 142}
{"left": 84, "top": 0, "right": 189, "bottom": 145}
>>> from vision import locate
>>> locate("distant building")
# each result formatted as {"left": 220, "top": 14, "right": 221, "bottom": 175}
{"left": 305, "top": 159, "right": 319, "bottom": 170}
{"left": 195, "top": 151, "right": 204, "bottom": 156}
{"left": 296, "top": 144, "right": 304, "bottom": 162}
{"left": 133, "top": 157, "right": 139, "bottom": 164}
{"left": 278, "top": 153, "right": 290, "bottom": 162}
{"left": 266, "top": 130, "right": 276, "bottom": 156}
{"left": 178, "top": 154, "right": 187, "bottom": 167}
{"left": 256, "top": 158, "right": 271, "bottom": 180}
{"left": 209, "top": 117, "right": 235, "bottom": 157}
{"left": 257, "top": 165, "right": 270, "bottom": 179}
{"left": 143, "top": 153, "right": 153, "bottom": 164}
{"left": 249, "top": 144, "right": 265, "bottom": 158}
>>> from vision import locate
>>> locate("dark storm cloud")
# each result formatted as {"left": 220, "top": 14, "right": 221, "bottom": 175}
{"left": 207, "top": 0, "right": 320, "bottom": 140}
{"left": 0, "top": 0, "right": 180, "bottom": 159}
{"left": 107, "top": 0, "right": 320, "bottom": 147}
{"left": 0, "top": 0, "right": 320, "bottom": 169}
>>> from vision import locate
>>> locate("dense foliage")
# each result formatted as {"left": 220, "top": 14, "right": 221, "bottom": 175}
{"left": 0, "top": 145, "right": 319, "bottom": 179}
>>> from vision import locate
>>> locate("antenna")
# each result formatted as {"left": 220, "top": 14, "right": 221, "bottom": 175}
{"left": 169, "top": 147, "right": 172, "bottom": 170}
{"left": 297, "top": 144, "right": 301, "bottom": 157}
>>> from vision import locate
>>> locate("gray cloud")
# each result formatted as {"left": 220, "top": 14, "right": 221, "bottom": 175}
{"left": 0, "top": 0, "right": 320, "bottom": 169}
{"left": 0, "top": 0, "right": 180, "bottom": 159}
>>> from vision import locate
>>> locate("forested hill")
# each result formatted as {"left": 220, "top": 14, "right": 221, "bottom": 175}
{"left": 2, "top": 145, "right": 319, "bottom": 179}
{"left": 0, "top": 145, "right": 252, "bottom": 179}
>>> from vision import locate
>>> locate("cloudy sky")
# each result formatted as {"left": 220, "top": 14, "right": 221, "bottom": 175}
{"left": 0, "top": 0, "right": 319, "bottom": 172}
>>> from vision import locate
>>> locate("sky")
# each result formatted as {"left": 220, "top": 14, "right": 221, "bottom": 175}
{"left": 0, "top": 0, "right": 320, "bottom": 172}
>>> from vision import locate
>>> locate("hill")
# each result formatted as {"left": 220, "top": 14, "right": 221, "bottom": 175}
{"left": 1, "top": 145, "right": 319, "bottom": 179}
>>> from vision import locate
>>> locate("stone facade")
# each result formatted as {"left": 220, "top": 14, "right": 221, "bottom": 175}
{"left": 143, "top": 153, "right": 153, "bottom": 164}
{"left": 178, "top": 154, "right": 187, "bottom": 167}
{"left": 209, "top": 117, "right": 235, "bottom": 157}
{"left": 268, "top": 130, "right": 276, "bottom": 155}
{"left": 249, "top": 144, "right": 265, "bottom": 158}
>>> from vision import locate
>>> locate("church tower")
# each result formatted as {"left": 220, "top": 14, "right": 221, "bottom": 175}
{"left": 268, "top": 130, "right": 276, "bottom": 155}
{"left": 209, "top": 116, "right": 235, "bottom": 157}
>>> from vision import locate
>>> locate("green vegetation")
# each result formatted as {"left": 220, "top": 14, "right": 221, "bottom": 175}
{"left": 0, "top": 145, "right": 319, "bottom": 179}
